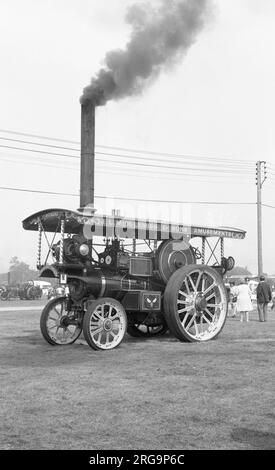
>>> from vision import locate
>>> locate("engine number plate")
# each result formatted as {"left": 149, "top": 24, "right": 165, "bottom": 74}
{"left": 59, "top": 273, "right": 67, "bottom": 284}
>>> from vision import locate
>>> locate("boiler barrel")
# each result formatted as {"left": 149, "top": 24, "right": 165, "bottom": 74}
{"left": 71, "top": 271, "right": 148, "bottom": 299}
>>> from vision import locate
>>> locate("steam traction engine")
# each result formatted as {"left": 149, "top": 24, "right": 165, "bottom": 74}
{"left": 22, "top": 209, "right": 245, "bottom": 350}
{"left": 22, "top": 101, "right": 246, "bottom": 350}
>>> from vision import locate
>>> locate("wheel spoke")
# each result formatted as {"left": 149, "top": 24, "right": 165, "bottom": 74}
{"left": 110, "top": 306, "right": 118, "bottom": 317}
{"left": 207, "top": 303, "right": 221, "bottom": 308}
{"left": 54, "top": 307, "right": 62, "bottom": 317}
{"left": 90, "top": 321, "right": 101, "bottom": 327}
{"left": 201, "top": 314, "right": 211, "bottom": 325}
{"left": 112, "top": 319, "right": 120, "bottom": 330}
{"left": 185, "top": 312, "right": 197, "bottom": 331}
{"left": 184, "top": 280, "right": 190, "bottom": 294}
{"left": 193, "top": 320, "right": 199, "bottom": 336}
{"left": 64, "top": 326, "right": 75, "bottom": 337}
{"left": 49, "top": 315, "right": 58, "bottom": 321}
{"left": 195, "top": 271, "right": 203, "bottom": 290}
{"left": 97, "top": 332, "right": 103, "bottom": 343}
{"left": 95, "top": 306, "right": 104, "bottom": 318}
{"left": 181, "top": 311, "right": 191, "bottom": 325}
{"left": 202, "top": 282, "right": 216, "bottom": 297}
{"left": 188, "top": 274, "right": 197, "bottom": 293}
{"left": 93, "top": 311, "right": 104, "bottom": 321}
{"left": 205, "top": 292, "right": 215, "bottom": 302}
{"left": 179, "top": 290, "right": 188, "bottom": 298}
{"left": 178, "top": 305, "right": 193, "bottom": 314}
{"left": 201, "top": 275, "right": 206, "bottom": 293}
{"left": 110, "top": 312, "right": 119, "bottom": 320}
{"left": 91, "top": 326, "right": 104, "bottom": 336}
{"left": 63, "top": 326, "right": 70, "bottom": 337}
{"left": 205, "top": 307, "right": 215, "bottom": 319}
{"left": 105, "top": 305, "right": 111, "bottom": 317}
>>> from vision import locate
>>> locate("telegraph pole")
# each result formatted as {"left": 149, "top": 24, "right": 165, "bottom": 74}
{"left": 256, "top": 161, "right": 267, "bottom": 277}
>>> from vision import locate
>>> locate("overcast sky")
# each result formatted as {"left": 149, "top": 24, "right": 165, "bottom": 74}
{"left": 1, "top": 0, "right": 275, "bottom": 275}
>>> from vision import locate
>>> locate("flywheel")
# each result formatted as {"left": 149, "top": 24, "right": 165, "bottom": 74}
{"left": 155, "top": 239, "right": 196, "bottom": 284}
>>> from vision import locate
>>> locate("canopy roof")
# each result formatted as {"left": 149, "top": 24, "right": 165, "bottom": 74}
{"left": 22, "top": 208, "right": 246, "bottom": 241}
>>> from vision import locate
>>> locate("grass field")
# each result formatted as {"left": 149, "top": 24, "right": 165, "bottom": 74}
{"left": 0, "top": 299, "right": 274, "bottom": 450}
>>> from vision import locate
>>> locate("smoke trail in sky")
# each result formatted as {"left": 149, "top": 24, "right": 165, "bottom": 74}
{"left": 81, "top": 0, "right": 213, "bottom": 105}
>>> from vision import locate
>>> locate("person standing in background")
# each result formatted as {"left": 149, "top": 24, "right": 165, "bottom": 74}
{"left": 229, "top": 281, "right": 238, "bottom": 317}
{"left": 256, "top": 275, "right": 272, "bottom": 322}
{"left": 235, "top": 278, "right": 253, "bottom": 322}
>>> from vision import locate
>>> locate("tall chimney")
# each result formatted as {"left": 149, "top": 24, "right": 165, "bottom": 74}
{"left": 79, "top": 101, "right": 95, "bottom": 211}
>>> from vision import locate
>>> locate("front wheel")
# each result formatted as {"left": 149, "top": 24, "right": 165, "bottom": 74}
{"left": 40, "top": 296, "right": 83, "bottom": 345}
{"left": 164, "top": 265, "right": 228, "bottom": 342}
{"left": 83, "top": 298, "right": 127, "bottom": 351}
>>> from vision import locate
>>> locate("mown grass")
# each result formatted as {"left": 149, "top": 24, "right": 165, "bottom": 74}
{"left": 0, "top": 303, "right": 274, "bottom": 450}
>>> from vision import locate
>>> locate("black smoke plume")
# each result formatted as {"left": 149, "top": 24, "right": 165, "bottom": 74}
{"left": 81, "top": 0, "right": 212, "bottom": 106}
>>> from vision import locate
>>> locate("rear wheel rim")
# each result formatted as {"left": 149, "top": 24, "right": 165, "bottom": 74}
{"left": 88, "top": 302, "right": 126, "bottom": 350}
{"left": 45, "top": 300, "right": 82, "bottom": 345}
{"left": 175, "top": 268, "right": 227, "bottom": 341}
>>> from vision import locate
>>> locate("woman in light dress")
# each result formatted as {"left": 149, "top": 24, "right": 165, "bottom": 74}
{"left": 235, "top": 278, "right": 253, "bottom": 322}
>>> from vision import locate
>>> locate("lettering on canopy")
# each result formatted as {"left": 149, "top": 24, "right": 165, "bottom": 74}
{"left": 192, "top": 227, "right": 245, "bottom": 239}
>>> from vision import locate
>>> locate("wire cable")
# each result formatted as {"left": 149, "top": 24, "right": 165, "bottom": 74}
{"left": 0, "top": 144, "right": 256, "bottom": 177}
{"left": 0, "top": 136, "right": 255, "bottom": 171}
{"left": 0, "top": 128, "right": 79, "bottom": 145}
{"left": 0, "top": 152, "right": 255, "bottom": 185}
{"left": 0, "top": 185, "right": 256, "bottom": 205}
{"left": 262, "top": 203, "right": 275, "bottom": 209}
{"left": 0, "top": 128, "right": 256, "bottom": 165}
{"left": 0, "top": 157, "right": 255, "bottom": 183}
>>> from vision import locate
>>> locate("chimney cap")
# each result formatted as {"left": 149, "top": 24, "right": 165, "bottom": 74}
{"left": 77, "top": 205, "right": 97, "bottom": 215}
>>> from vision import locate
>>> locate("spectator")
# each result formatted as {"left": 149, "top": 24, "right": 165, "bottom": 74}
{"left": 229, "top": 281, "right": 238, "bottom": 317}
{"left": 256, "top": 275, "right": 272, "bottom": 322}
{"left": 235, "top": 278, "right": 253, "bottom": 322}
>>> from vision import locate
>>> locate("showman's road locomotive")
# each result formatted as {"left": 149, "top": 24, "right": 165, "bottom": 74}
{"left": 22, "top": 209, "right": 245, "bottom": 350}
{"left": 22, "top": 102, "right": 246, "bottom": 350}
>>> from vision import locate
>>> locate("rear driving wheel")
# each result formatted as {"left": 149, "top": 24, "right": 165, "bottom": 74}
{"left": 164, "top": 265, "right": 227, "bottom": 342}
{"left": 83, "top": 298, "right": 127, "bottom": 350}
